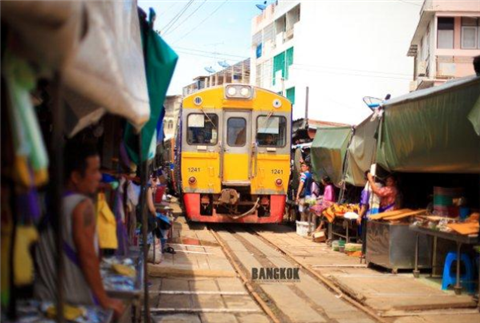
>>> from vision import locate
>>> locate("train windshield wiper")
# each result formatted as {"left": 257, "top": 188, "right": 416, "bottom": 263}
{"left": 259, "top": 111, "right": 274, "bottom": 133}
{"left": 200, "top": 107, "right": 217, "bottom": 129}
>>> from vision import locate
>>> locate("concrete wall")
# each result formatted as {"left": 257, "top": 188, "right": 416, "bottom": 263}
{"left": 251, "top": 0, "right": 418, "bottom": 124}
{"left": 424, "top": 0, "right": 480, "bottom": 12}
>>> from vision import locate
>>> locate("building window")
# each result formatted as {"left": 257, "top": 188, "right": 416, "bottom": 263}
{"left": 272, "top": 47, "right": 294, "bottom": 86}
{"left": 256, "top": 43, "right": 263, "bottom": 59}
{"left": 286, "top": 87, "right": 295, "bottom": 105}
{"left": 168, "top": 120, "right": 174, "bottom": 129}
{"left": 461, "top": 17, "right": 480, "bottom": 49}
{"left": 437, "top": 17, "right": 454, "bottom": 49}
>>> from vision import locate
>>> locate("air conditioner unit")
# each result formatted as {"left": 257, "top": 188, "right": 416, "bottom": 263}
{"left": 285, "top": 28, "right": 294, "bottom": 41}
{"left": 417, "top": 61, "right": 427, "bottom": 76}
{"left": 276, "top": 32, "right": 284, "bottom": 45}
{"left": 409, "top": 80, "right": 418, "bottom": 92}
{"left": 437, "top": 62, "right": 456, "bottom": 78}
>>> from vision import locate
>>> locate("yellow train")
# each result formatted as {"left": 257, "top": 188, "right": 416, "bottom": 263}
{"left": 177, "top": 84, "right": 292, "bottom": 223}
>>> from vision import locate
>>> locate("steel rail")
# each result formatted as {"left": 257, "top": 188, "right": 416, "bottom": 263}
{"left": 250, "top": 229, "right": 388, "bottom": 323}
{"left": 209, "top": 228, "right": 281, "bottom": 323}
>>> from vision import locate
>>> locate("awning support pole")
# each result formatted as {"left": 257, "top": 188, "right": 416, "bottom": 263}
{"left": 138, "top": 133, "right": 151, "bottom": 323}
{"left": 51, "top": 72, "right": 65, "bottom": 323}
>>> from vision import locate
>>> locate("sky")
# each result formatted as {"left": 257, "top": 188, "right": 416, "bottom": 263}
{"left": 138, "top": 0, "right": 423, "bottom": 124}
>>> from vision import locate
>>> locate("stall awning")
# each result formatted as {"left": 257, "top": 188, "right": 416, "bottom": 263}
{"left": 63, "top": 0, "right": 150, "bottom": 132}
{"left": 377, "top": 76, "right": 480, "bottom": 173}
{"left": 311, "top": 127, "right": 352, "bottom": 186}
{"left": 1, "top": 1, "right": 83, "bottom": 71}
{"left": 345, "top": 114, "right": 380, "bottom": 187}
{"left": 468, "top": 95, "right": 480, "bottom": 136}
{"left": 3, "top": 0, "right": 151, "bottom": 134}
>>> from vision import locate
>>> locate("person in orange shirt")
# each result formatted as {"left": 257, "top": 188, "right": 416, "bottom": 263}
{"left": 367, "top": 173, "right": 398, "bottom": 213}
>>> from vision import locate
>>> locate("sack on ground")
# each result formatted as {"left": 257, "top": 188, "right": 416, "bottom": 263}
{"left": 147, "top": 237, "right": 162, "bottom": 264}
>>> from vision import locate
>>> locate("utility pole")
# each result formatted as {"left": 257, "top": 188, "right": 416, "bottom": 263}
{"left": 305, "top": 86, "right": 309, "bottom": 128}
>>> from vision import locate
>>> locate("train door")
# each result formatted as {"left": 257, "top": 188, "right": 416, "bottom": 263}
{"left": 222, "top": 110, "right": 251, "bottom": 185}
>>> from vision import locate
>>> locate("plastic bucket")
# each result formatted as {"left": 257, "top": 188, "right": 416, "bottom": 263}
{"left": 296, "top": 221, "right": 314, "bottom": 237}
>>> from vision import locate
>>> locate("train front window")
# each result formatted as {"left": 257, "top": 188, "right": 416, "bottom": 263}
{"left": 256, "top": 116, "right": 286, "bottom": 147}
{"left": 187, "top": 113, "right": 218, "bottom": 145}
{"left": 227, "top": 117, "right": 247, "bottom": 147}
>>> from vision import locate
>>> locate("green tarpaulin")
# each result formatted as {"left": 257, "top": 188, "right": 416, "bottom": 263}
{"left": 311, "top": 127, "right": 352, "bottom": 187}
{"left": 468, "top": 95, "right": 480, "bottom": 136}
{"left": 345, "top": 114, "right": 379, "bottom": 187}
{"left": 377, "top": 76, "right": 480, "bottom": 173}
{"left": 124, "top": 9, "right": 178, "bottom": 164}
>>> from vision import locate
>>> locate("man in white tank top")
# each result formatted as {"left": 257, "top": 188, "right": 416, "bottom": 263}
{"left": 34, "top": 144, "right": 124, "bottom": 318}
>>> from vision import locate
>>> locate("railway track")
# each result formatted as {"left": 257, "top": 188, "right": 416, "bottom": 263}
{"left": 208, "top": 224, "right": 385, "bottom": 323}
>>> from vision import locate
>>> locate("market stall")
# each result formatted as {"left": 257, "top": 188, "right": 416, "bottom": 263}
{"left": 372, "top": 75, "right": 480, "bottom": 296}
{"left": 1, "top": 1, "right": 177, "bottom": 323}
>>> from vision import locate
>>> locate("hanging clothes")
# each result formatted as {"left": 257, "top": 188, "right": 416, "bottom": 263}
{"left": 123, "top": 8, "right": 178, "bottom": 164}
{"left": 96, "top": 192, "right": 118, "bottom": 250}
{"left": 3, "top": 51, "right": 49, "bottom": 187}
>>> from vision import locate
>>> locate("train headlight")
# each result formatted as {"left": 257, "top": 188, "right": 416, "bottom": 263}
{"left": 275, "top": 178, "right": 283, "bottom": 187}
{"left": 227, "top": 86, "right": 237, "bottom": 97}
{"left": 188, "top": 177, "right": 197, "bottom": 185}
{"left": 225, "top": 84, "right": 253, "bottom": 100}
{"left": 240, "top": 87, "right": 251, "bottom": 97}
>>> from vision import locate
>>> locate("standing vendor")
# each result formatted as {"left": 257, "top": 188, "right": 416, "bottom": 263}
{"left": 367, "top": 172, "right": 398, "bottom": 213}
{"left": 35, "top": 144, "right": 125, "bottom": 318}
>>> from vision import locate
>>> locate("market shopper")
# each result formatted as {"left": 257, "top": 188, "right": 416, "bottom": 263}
{"left": 296, "top": 162, "right": 313, "bottom": 221}
{"left": 35, "top": 144, "right": 125, "bottom": 318}
{"left": 367, "top": 172, "right": 398, "bottom": 213}
{"left": 311, "top": 176, "right": 336, "bottom": 230}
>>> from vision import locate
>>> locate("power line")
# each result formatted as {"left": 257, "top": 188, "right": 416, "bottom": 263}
{"left": 397, "top": 0, "right": 421, "bottom": 7}
{"left": 290, "top": 65, "right": 411, "bottom": 81}
{"left": 164, "top": 0, "right": 208, "bottom": 36}
{"left": 172, "top": 0, "right": 230, "bottom": 45}
{"left": 175, "top": 49, "right": 238, "bottom": 61}
{"left": 175, "top": 46, "right": 248, "bottom": 59}
{"left": 157, "top": 2, "right": 179, "bottom": 18}
{"left": 293, "top": 62, "right": 411, "bottom": 77}
{"left": 160, "top": 0, "right": 195, "bottom": 34}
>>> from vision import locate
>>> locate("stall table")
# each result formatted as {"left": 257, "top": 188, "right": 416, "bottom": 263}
{"left": 327, "top": 216, "right": 359, "bottom": 243}
{"left": 4, "top": 300, "right": 113, "bottom": 323}
{"left": 102, "top": 255, "right": 144, "bottom": 323}
{"left": 410, "top": 225, "right": 478, "bottom": 295}
{"left": 366, "top": 221, "right": 432, "bottom": 272}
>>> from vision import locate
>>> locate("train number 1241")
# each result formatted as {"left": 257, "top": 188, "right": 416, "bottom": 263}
{"left": 188, "top": 167, "right": 201, "bottom": 172}
{"left": 271, "top": 169, "right": 283, "bottom": 175}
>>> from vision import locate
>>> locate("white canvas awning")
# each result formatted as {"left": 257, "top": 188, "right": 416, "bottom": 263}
{"left": 3, "top": 0, "right": 150, "bottom": 133}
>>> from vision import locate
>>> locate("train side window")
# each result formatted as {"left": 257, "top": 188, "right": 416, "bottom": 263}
{"left": 256, "top": 116, "right": 286, "bottom": 147}
{"left": 227, "top": 117, "right": 247, "bottom": 147}
{"left": 187, "top": 113, "right": 218, "bottom": 145}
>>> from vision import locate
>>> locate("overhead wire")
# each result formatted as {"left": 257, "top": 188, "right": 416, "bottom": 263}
{"left": 160, "top": 0, "right": 195, "bottom": 34}
{"left": 175, "top": 46, "right": 248, "bottom": 59}
{"left": 396, "top": 0, "right": 422, "bottom": 6}
{"left": 163, "top": 0, "right": 208, "bottom": 36}
{"left": 157, "top": 2, "right": 180, "bottom": 18}
{"left": 290, "top": 65, "right": 411, "bottom": 80}
{"left": 172, "top": 0, "right": 230, "bottom": 45}
{"left": 293, "top": 62, "right": 412, "bottom": 77}
{"left": 174, "top": 49, "right": 411, "bottom": 80}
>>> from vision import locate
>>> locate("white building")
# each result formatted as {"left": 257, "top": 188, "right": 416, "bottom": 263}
{"left": 163, "top": 95, "right": 182, "bottom": 139}
{"left": 250, "top": 0, "right": 418, "bottom": 125}
{"left": 251, "top": 1, "right": 300, "bottom": 106}
{"left": 182, "top": 59, "right": 250, "bottom": 97}
{"left": 407, "top": 0, "right": 480, "bottom": 91}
